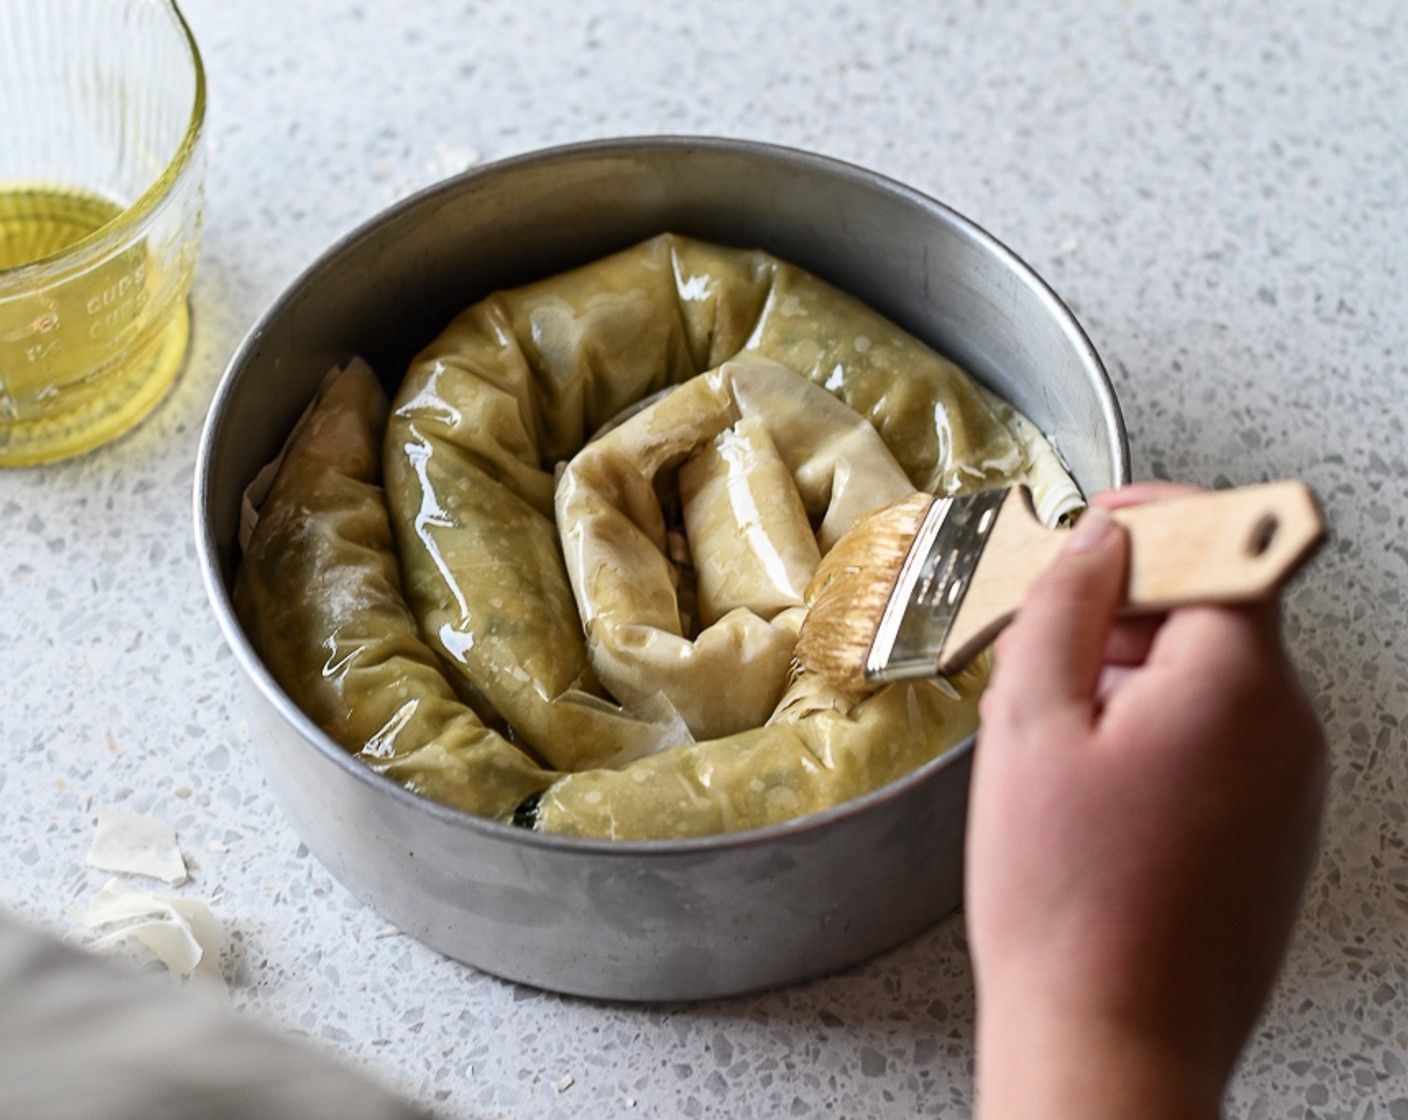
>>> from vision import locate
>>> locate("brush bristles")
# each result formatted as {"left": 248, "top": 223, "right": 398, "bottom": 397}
{"left": 796, "top": 492, "right": 934, "bottom": 693}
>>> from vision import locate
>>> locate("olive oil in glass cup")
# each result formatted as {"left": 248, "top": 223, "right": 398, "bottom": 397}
{"left": 0, "top": 0, "right": 207, "bottom": 465}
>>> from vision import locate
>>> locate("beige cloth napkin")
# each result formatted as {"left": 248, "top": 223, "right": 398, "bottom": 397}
{"left": 0, "top": 908, "right": 429, "bottom": 1120}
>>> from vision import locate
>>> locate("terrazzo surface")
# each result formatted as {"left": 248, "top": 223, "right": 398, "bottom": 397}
{"left": 2, "top": 0, "right": 1406, "bottom": 1116}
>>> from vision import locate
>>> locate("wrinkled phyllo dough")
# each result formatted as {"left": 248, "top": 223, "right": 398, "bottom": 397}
{"left": 238, "top": 234, "right": 1082, "bottom": 839}
{"left": 233, "top": 359, "right": 554, "bottom": 820}
{"left": 557, "top": 357, "right": 914, "bottom": 740}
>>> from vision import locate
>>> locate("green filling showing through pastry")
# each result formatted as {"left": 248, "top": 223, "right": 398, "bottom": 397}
{"left": 236, "top": 233, "right": 1081, "bottom": 839}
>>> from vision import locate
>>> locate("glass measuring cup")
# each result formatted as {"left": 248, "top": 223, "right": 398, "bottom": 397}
{"left": 0, "top": 0, "right": 206, "bottom": 466}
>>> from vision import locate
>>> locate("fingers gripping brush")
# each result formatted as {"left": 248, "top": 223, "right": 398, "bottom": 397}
{"left": 795, "top": 481, "right": 1326, "bottom": 693}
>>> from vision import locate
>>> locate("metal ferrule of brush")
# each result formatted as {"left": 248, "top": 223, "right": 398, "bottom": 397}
{"left": 863, "top": 488, "right": 1007, "bottom": 685}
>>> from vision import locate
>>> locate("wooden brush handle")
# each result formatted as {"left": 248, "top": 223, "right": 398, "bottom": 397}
{"left": 936, "top": 480, "right": 1326, "bottom": 671}
{"left": 1109, "top": 481, "right": 1325, "bottom": 606}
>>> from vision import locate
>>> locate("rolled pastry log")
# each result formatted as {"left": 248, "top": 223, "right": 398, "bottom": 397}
{"left": 233, "top": 360, "right": 553, "bottom": 819}
{"left": 384, "top": 234, "right": 1028, "bottom": 775}
{"left": 556, "top": 357, "right": 913, "bottom": 740}
{"left": 534, "top": 661, "right": 989, "bottom": 839}
{"left": 682, "top": 415, "right": 819, "bottom": 627}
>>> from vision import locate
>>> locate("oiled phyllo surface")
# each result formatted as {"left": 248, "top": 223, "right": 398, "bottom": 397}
{"left": 236, "top": 234, "right": 1081, "bottom": 838}
{"left": 556, "top": 357, "right": 915, "bottom": 742}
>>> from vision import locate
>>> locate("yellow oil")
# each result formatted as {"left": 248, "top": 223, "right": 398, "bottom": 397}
{"left": 0, "top": 184, "right": 190, "bottom": 465}
{"left": 0, "top": 187, "right": 123, "bottom": 269}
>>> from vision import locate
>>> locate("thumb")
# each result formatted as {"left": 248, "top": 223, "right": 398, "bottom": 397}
{"left": 990, "top": 507, "right": 1129, "bottom": 720}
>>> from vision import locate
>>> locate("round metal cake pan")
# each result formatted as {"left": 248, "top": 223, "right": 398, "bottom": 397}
{"left": 194, "top": 136, "right": 1129, "bottom": 1002}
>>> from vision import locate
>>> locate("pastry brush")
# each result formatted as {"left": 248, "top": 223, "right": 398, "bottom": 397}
{"left": 795, "top": 481, "right": 1325, "bottom": 692}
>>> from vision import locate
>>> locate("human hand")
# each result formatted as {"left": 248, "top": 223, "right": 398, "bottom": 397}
{"left": 965, "top": 483, "right": 1327, "bottom": 1120}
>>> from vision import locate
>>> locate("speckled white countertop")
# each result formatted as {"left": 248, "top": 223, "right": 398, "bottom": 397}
{"left": 3, "top": 0, "right": 1406, "bottom": 1116}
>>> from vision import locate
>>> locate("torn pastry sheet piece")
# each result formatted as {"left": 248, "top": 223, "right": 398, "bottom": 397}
{"left": 86, "top": 809, "right": 188, "bottom": 885}
{"left": 69, "top": 879, "right": 224, "bottom": 986}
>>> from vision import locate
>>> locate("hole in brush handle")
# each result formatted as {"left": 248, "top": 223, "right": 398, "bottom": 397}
{"left": 1248, "top": 514, "right": 1279, "bottom": 557}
